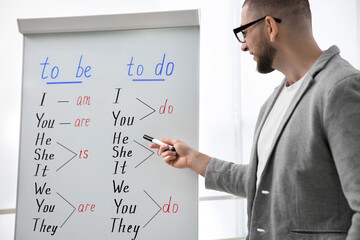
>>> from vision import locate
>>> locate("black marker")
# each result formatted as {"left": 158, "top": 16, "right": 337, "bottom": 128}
{"left": 143, "top": 134, "right": 176, "bottom": 151}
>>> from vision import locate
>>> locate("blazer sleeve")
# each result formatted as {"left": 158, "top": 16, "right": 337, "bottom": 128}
{"left": 323, "top": 74, "right": 360, "bottom": 239}
{"left": 204, "top": 157, "right": 249, "bottom": 198}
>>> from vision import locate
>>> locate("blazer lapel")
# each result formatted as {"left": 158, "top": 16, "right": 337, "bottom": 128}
{"left": 266, "top": 75, "right": 314, "bottom": 160}
{"left": 246, "top": 83, "right": 284, "bottom": 215}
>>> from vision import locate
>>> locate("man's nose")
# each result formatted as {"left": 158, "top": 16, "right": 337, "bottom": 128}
{"left": 241, "top": 42, "right": 249, "bottom": 52}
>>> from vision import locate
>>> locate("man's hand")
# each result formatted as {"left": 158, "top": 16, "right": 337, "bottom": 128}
{"left": 150, "top": 139, "right": 211, "bottom": 177}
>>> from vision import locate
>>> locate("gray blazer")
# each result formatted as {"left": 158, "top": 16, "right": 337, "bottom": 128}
{"left": 205, "top": 46, "right": 360, "bottom": 240}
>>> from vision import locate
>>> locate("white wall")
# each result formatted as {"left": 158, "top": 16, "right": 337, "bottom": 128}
{"left": 358, "top": 0, "right": 360, "bottom": 66}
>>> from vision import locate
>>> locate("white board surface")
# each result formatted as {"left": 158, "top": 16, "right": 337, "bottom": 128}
{"left": 16, "top": 11, "right": 199, "bottom": 240}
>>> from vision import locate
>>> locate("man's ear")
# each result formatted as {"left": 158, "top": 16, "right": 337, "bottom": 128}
{"left": 265, "top": 16, "right": 279, "bottom": 42}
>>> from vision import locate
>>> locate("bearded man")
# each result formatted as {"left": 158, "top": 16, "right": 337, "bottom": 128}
{"left": 152, "top": 0, "right": 360, "bottom": 239}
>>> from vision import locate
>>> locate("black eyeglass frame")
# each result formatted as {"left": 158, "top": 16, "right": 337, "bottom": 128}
{"left": 233, "top": 16, "right": 282, "bottom": 43}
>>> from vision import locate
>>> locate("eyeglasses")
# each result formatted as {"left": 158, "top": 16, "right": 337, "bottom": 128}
{"left": 233, "top": 16, "right": 282, "bottom": 43}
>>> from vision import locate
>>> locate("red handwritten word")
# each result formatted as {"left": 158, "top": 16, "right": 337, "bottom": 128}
{"left": 78, "top": 203, "right": 95, "bottom": 212}
{"left": 79, "top": 149, "right": 88, "bottom": 159}
{"left": 163, "top": 196, "right": 178, "bottom": 213}
{"left": 74, "top": 118, "right": 90, "bottom": 127}
{"left": 159, "top": 99, "right": 174, "bottom": 114}
{"left": 77, "top": 96, "right": 91, "bottom": 106}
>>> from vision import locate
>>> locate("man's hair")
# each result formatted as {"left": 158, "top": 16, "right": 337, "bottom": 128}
{"left": 243, "top": 0, "right": 312, "bottom": 33}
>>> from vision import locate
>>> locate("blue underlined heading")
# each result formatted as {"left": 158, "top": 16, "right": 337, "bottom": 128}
{"left": 47, "top": 81, "right": 83, "bottom": 85}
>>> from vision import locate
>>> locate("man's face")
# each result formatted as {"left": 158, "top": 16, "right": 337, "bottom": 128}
{"left": 241, "top": 5, "right": 277, "bottom": 73}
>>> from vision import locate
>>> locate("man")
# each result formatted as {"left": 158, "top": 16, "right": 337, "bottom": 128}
{"left": 151, "top": 0, "right": 360, "bottom": 239}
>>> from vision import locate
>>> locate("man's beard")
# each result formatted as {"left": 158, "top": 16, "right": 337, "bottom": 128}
{"left": 256, "top": 32, "right": 277, "bottom": 74}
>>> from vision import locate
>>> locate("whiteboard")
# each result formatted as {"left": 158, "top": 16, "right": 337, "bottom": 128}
{"left": 16, "top": 10, "right": 199, "bottom": 240}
